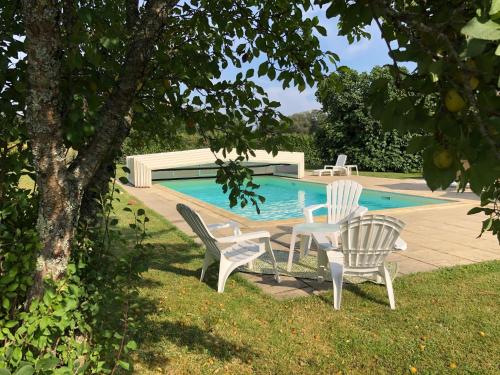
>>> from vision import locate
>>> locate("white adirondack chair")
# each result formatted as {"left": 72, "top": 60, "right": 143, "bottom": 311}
{"left": 312, "top": 154, "right": 348, "bottom": 176}
{"left": 303, "top": 180, "right": 368, "bottom": 252}
{"left": 176, "top": 203, "right": 281, "bottom": 293}
{"left": 327, "top": 214, "right": 406, "bottom": 310}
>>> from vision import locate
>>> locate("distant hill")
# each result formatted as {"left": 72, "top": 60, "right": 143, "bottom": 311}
{"left": 287, "top": 109, "right": 326, "bottom": 134}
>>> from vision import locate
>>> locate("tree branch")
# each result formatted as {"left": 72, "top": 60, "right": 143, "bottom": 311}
{"left": 70, "top": 0, "right": 176, "bottom": 186}
{"left": 374, "top": 0, "right": 500, "bottom": 160}
{"left": 126, "top": 0, "right": 140, "bottom": 29}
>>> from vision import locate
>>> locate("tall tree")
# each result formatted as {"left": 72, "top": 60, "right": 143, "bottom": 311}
{"left": 14, "top": 0, "right": 331, "bottom": 298}
{"left": 316, "top": 66, "right": 422, "bottom": 173}
{"left": 321, "top": 0, "right": 500, "bottom": 240}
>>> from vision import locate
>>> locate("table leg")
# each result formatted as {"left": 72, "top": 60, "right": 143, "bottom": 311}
{"left": 287, "top": 230, "right": 297, "bottom": 272}
{"left": 300, "top": 235, "right": 310, "bottom": 256}
{"left": 355, "top": 165, "right": 359, "bottom": 175}
{"left": 317, "top": 250, "right": 328, "bottom": 282}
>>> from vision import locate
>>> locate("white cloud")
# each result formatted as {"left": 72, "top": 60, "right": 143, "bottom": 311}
{"left": 265, "top": 85, "right": 321, "bottom": 115}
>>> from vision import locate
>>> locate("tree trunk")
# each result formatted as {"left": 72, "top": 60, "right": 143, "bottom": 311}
{"left": 22, "top": 0, "right": 172, "bottom": 300}
{"left": 22, "top": 0, "right": 81, "bottom": 298}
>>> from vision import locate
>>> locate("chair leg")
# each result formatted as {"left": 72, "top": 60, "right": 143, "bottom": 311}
{"left": 264, "top": 239, "right": 281, "bottom": 283}
{"left": 381, "top": 265, "right": 396, "bottom": 310}
{"left": 327, "top": 251, "right": 344, "bottom": 310}
{"left": 217, "top": 259, "right": 233, "bottom": 293}
{"left": 200, "top": 252, "right": 214, "bottom": 282}
{"left": 287, "top": 231, "right": 297, "bottom": 272}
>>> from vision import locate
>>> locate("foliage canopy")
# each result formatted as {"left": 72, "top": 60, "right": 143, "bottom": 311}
{"left": 316, "top": 66, "right": 423, "bottom": 173}
{"left": 321, "top": 0, "right": 500, "bottom": 240}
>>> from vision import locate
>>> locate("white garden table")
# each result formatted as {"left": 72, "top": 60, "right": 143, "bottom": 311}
{"left": 287, "top": 222, "right": 340, "bottom": 272}
{"left": 344, "top": 164, "right": 359, "bottom": 175}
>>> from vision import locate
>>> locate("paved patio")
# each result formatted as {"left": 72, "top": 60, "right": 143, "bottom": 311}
{"left": 120, "top": 173, "right": 499, "bottom": 299}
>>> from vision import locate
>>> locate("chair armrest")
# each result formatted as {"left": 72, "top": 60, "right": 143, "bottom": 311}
{"left": 207, "top": 221, "right": 241, "bottom": 236}
{"left": 216, "top": 230, "right": 270, "bottom": 244}
{"left": 394, "top": 237, "right": 407, "bottom": 251}
{"left": 324, "top": 165, "right": 335, "bottom": 169}
{"left": 303, "top": 204, "right": 328, "bottom": 223}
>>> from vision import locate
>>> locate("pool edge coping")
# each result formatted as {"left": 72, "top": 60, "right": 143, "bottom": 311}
{"left": 153, "top": 178, "right": 475, "bottom": 229}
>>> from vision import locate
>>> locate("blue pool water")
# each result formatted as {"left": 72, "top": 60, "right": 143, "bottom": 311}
{"left": 159, "top": 176, "right": 449, "bottom": 221}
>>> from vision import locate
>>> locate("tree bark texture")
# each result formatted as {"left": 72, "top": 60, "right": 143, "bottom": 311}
{"left": 22, "top": 0, "right": 82, "bottom": 298}
{"left": 22, "top": 0, "right": 174, "bottom": 299}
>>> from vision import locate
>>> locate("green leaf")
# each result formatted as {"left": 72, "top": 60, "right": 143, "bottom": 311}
{"left": 267, "top": 66, "right": 276, "bottom": 80}
{"left": 119, "top": 176, "right": 129, "bottom": 184}
{"left": 258, "top": 62, "right": 268, "bottom": 77}
{"left": 326, "top": 3, "right": 337, "bottom": 18}
{"left": 2, "top": 297, "right": 10, "bottom": 310}
{"left": 316, "top": 25, "right": 327, "bottom": 36}
{"left": 462, "top": 38, "right": 488, "bottom": 57}
{"left": 192, "top": 96, "right": 203, "bottom": 106}
{"left": 0, "top": 369, "right": 11, "bottom": 375}
{"left": 137, "top": 209, "right": 145, "bottom": 216}
{"left": 36, "top": 357, "right": 59, "bottom": 371}
{"left": 461, "top": 18, "right": 500, "bottom": 40}
{"left": 467, "top": 207, "right": 484, "bottom": 215}
{"left": 490, "top": 0, "right": 500, "bottom": 19}
{"left": 13, "top": 366, "right": 35, "bottom": 375}
{"left": 118, "top": 361, "right": 130, "bottom": 371}
{"left": 126, "top": 340, "right": 138, "bottom": 350}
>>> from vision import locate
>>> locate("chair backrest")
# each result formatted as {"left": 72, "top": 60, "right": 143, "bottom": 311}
{"left": 335, "top": 154, "right": 347, "bottom": 167}
{"left": 176, "top": 203, "right": 220, "bottom": 257}
{"left": 339, "top": 215, "right": 405, "bottom": 269}
{"left": 326, "top": 180, "right": 363, "bottom": 224}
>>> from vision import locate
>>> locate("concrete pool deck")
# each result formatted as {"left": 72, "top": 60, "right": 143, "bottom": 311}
{"left": 120, "top": 173, "right": 499, "bottom": 299}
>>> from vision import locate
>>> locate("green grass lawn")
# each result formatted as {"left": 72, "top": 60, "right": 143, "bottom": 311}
{"left": 111, "top": 187, "right": 500, "bottom": 374}
{"left": 305, "top": 169, "right": 422, "bottom": 179}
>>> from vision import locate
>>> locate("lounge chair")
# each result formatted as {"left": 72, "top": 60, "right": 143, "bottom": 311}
{"left": 176, "top": 203, "right": 281, "bottom": 293}
{"left": 325, "top": 214, "right": 406, "bottom": 309}
{"left": 312, "top": 154, "right": 348, "bottom": 176}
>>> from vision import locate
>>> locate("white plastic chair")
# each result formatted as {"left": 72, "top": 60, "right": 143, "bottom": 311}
{"left": 327, "top": 214, "right": 406, "bottom": 310}
{"left": 176, "top": 203, "right": 281, "bottom": 293}
{"left": 303, "top": 180, "right": 368, "bottom": 252}
{"left": 312, "top": 154, "right": 348, "bottom": 176}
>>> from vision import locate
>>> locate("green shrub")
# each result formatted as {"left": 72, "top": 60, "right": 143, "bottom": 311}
{"left": 121, "top": 130, "right": 205, "bottom": 161}
{"left": 0, "top": 122, "right": 149, "bottom": 375}
{"left": 283, "top": 134, "right": 323, "bottom": 169}
{"left": 315, "top": 66, "right": 423, "bottom": 173}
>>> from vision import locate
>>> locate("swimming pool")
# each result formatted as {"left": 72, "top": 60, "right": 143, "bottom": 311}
{"left": 159, "top": 176, "right": 450, "bottom": 221}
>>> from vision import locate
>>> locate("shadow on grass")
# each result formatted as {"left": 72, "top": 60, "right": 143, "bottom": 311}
{"left": 146, "top": 242, "right": 203, "bottom": 278}
{"left": 136, "top": 320, "right": 256, "bottom": 368}
{"left": 316, "top": 282, "right": 389, "bottom": 308}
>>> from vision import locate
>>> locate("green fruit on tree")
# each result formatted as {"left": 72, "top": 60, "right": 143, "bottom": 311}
{"left": 469, "top": 76, "right": 479, "bottom": 90}
{"left": 444, "top": 89, "right": 466, "bottom": 112}
{"left": 433, "top": 149, "right": 453, "bottom": 169}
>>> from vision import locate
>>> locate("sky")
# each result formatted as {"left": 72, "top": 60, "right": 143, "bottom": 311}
{"left": 220, "top": 7, "right": 395, "bottom": 116}
{"left": 10, "top": 5, "right": 395, "bottom": 117}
